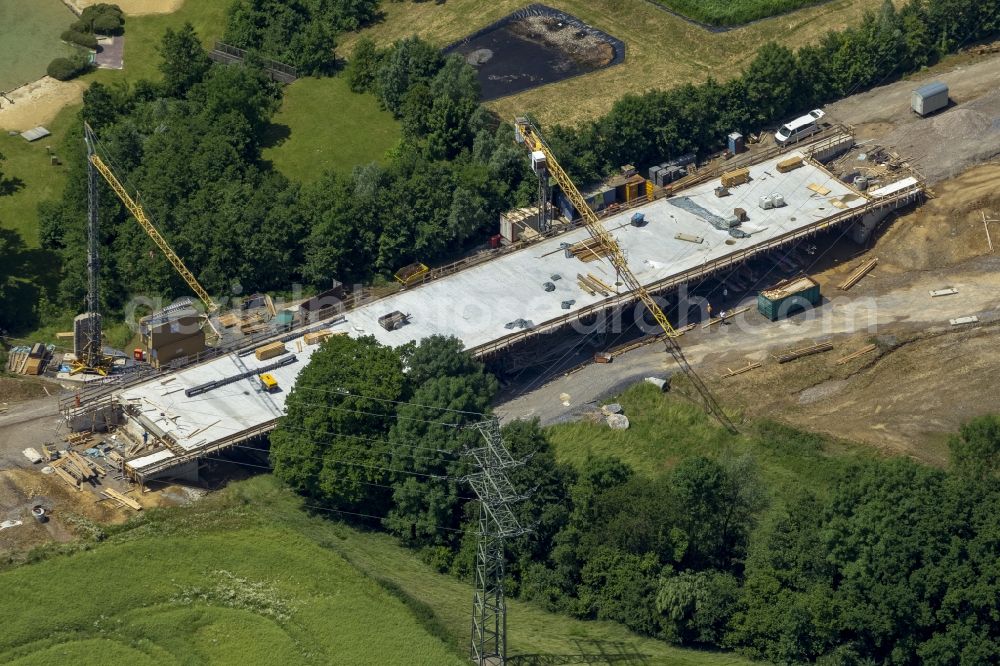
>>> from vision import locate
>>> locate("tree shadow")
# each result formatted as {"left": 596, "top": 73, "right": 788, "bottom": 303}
{"left": 0, "top": 228, "right": 61, "bottom": 333}
{"left": 260, "top": 122, "right": 292, "bottom": 150}
{"left": 509, "top": 639, "right": 650, "bottom": 665}
{"left": 0, "top": 174, "right": 25, "bottom": 196}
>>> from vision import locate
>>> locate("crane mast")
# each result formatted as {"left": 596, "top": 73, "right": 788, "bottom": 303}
{"left": 84, "top": 125, "right": 219, "bottom": 315}
{"left": 514, "top": 118, "right": 737, "bottom": 433}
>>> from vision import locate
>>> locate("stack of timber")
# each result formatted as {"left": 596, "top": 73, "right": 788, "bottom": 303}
{"left": 839, "top": 257, "right": 878, "bottom": 290}
{"left": 568, "top": 238, "right": 611, "bottom": 262}
{"left": 255, "top": 342, "right": 287, "bottom": 361}
{"left": 836, "top": 343, "right": 877, "bottom": 365}
{"left": 721, "top": 167, "right": 750, "bottom": 187}
{"left": 51, "top": 451, "right": 105, "bottom": 490}
{"left": 304, "top": 330, "right": 333, "bottom": 345}
{"left": 577, "top": 274, "right": 612, "bottom": 297}
{"left": 101, "top": 488, "right": 142, "bottom": 511}
{"left": 777, "top": 156, "right": 804, "bottom": 173}
{"left": 65, "top": 432, "right": 93, "bottom": 447}
{"left": 777, "top": 342, "right": 833, "bottom": 363}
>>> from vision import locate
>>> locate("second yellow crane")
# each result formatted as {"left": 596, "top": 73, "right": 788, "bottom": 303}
{"left": 514, "top": 118, "right": 736, "bottom": 433}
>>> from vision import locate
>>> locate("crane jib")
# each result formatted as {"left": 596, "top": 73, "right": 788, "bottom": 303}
{"left": 89, "top": 153, "right": 219, "bottom": 314}
{"left": 515, "top": 119, "right": 737, "bottom": 434}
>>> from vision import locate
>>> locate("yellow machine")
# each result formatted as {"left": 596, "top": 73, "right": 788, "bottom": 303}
{"left": 513, "top": 118, "right": 736, "bottom": 432}
{"left": 259, "top": 373, "right": 279, "bottom": 393}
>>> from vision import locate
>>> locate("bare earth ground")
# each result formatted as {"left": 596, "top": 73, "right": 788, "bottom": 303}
{"left": 824, "top": 48, "right": 1000, "bottom": 184}
{"left": 0, "top": 77, "right": 87, "bottom": 132}
{"left": 0, "top": 388, "right": 201, "bottom": 556}
{"left": 66, "top": 0, "right": 184, "bottom": 15}
{"left": 498, "top": 163, "right": 1000, "bottom": 464}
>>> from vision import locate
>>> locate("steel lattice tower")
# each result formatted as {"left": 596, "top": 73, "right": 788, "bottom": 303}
{"left": 465, "top": 418, "right": 529, "bottom": 666}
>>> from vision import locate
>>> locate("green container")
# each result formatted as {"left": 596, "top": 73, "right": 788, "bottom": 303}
{"left": 275, "top": 310, "right": 295, "bottom": 329}
{"left": 757, "top": 277, "right": 821, "bottom": 321}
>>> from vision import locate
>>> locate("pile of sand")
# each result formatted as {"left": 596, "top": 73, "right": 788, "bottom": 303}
{"left": 0, "top": 77, "right": 87, "bottom": 132}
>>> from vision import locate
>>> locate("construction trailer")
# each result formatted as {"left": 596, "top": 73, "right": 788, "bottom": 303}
{"left": 912, "top": 82, "right": 949, "bottom": 116}
{"left": 757, "top": 276, "right": 821, "bottom": 321}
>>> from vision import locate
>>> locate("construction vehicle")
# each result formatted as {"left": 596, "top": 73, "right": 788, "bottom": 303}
{"left": 259, "top": 373, "right": 279, "bottom": 393}
{"left": 513, "top": 118, "right": 737, "bottom": 433}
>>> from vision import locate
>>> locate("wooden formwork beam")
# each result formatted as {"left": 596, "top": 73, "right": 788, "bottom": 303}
{"left": 839, "top": 257, "right": 878, "bottom": 291}
{"left": 836, "top": 343, "right": 877, "bottom": 365}
{"left": 722, "top": 362, "right": 761, "bottom": 378}
{"left": 776, "top": 342, "right": 833, "bottom": 363}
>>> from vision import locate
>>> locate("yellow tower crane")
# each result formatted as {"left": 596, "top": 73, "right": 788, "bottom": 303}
{"left": 514, "top": 118, "right": 737, "bottom": 433}
{"left": 85, "top": 126, "right": 219, "bottom": 315}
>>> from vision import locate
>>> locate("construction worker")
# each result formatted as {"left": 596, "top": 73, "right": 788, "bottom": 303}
{"left": 720, "top": 310, "right": 728, "bottom": 325}
{"left": 707, "top": 303, "right": 713, "bottom": 321}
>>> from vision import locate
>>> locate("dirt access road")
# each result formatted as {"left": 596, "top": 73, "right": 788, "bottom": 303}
{"left": 823, "top": 48, "right": 1000, "bottom": 183}
{"left": 497, "top": 164, "right": 1000, "bottom": 463}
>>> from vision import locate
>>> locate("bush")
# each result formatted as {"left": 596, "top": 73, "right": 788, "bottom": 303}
{"left": 47, "top": 54, "right": 91, "bottom": 81}
{"left": 76, "top": 3, "right": 125, "bottom": 35}
{"left": 61, "top": 29, "right": 98, "bottom": 49}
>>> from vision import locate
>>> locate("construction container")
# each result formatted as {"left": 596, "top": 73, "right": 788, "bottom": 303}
{"left": 757, "top": 276, "right": 821, "bottom": 321}
{"left": 728, "top": 132, "right": 745, "bottom": 154}
{"left": 911, "top": 81, "right": 948, "bottom": 116}
{"left": 259, "top": 373, "right": 279, "bottom": 393}
{"left": 721, "top": 167, "right": 750, "bottom": 188}
{"left": 630, "top": 212, "right": 646, "bottom": 227}
{"left": 378, "top": 311, "right": 409, "bottom": 331}
{"left": 275, "top": 311, "right": 295, "bottom": 330}
{"left": 776, "top": 155, "right": 804, "bottom": 173}
{"left": 255, "top": 341, "right": 287, "bottom": 361}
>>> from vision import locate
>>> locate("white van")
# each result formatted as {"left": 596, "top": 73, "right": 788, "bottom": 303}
{"left": 775, "top": 109, "right": 825, "bottom": 146}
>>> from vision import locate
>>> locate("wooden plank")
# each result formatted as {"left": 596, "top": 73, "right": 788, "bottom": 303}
{"left": 929, "top": 287, "right": 958, "bottom": 297}
{"left": 53, "top": 466, "right": 81, "bottom": 491}
{"left": 839, "top": 257, "right": 878, "bottom": 291}
{"left": 777, "top": 342, "right": 833, "bottom": 363}
{"left": 722, "top": 362, "right": 762, "bottom": 378}
{"left": 836, "top": 343, "right": 877, "bottom": 365}
{"left": 807, "top": 183, "right": 832, "bottom": 195}
{"left": 588, "top": 274, "right": 616, "bottom": 295}
{"left": 950, "top": 315, "right": 979, "bottom": 326}
{"left": 702, "top": 305, "right": 752, "bottom": 328}
{"left": 103, "top": 488, "right": 142, "bottom": 511}
{"left": 674, "top": 232, "right": 704, "bottom": 244}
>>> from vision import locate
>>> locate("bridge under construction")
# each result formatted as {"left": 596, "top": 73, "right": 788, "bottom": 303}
{"left": 60, "top": 130, "right": 925, "bottom": 485}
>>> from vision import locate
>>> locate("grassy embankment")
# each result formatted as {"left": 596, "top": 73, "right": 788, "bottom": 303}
{"left": 547, "top": 382, "right": 876, "bottom": 505}
{"left": 0, "top": 475, "right": 755, "bottom": 665}
{"left": 342, "top": 0, "right": 886, "bottom": 126}
{"left": 657, "top": 0, "right": 833, "bottom": 26}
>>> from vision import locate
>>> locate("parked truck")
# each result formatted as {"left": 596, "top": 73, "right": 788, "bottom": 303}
{"left": 911, "top": 81, "right": 949, "bottom": 116}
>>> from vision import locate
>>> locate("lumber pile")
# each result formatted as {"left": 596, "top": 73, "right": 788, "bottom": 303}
{"left": 721, "top": 167, "right": 750, "bottom": 187}
{"left": 255, "top": 341, "right": 287, "bottom": 361}
{"left": 304, "top": 330, "right": 332, "bottom": 345}
{"left": 101, "top": 488, "right": 142, "bottom": 511}
{"left": 577, "top": 273, "right": 611, "bottom": 297}
{"left": 568, "top": 238, "right": 611, "bottom": 262}
{"left": 65, "top": 432, "right": 93, "bottom": 446}
{"left": 839, "top": 257, "right": 878, "bottom": 290}
{"left": 722, "top": 362, "right": 761, "bottom": 378}
{"left": 836, "top": 343, "right": 877, "bottom": 365}
{"left": 51, "top": 451, "right": 105, "bottom": 489}
{"left": 777, "top": 342, "right": 833, "bottom": 363}
{"left": 777, "top": 155, "right": 804, "bottom": 173}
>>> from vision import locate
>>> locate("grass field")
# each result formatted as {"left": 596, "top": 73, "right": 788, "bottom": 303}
{"left": 547, "top": 383, "right": 875, "bottom": 504}
{"left": 262, "top": 76, "right": 400, "bottom": 183}
{"left": 342, "top": 0, "right": 887, "bottom": 126}
{"left": 0, "top": 476, "right": 756, "bottom": 665}
{"left": 658, "top": 0, "right": 828, "bottom": 26}
{"left": 0, "top": 0, "right": 77, "bottom": 91}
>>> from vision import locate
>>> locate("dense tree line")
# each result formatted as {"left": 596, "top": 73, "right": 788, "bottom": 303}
{"left": 223, "top": 0, "right": 380, "bottom": 75}
{"left": 275, "top": 335, "right": 1000, "bottom": 663}
{"left": 38, "top": 26, "right": 529, "bottom": 319}
{"left": 549, "top": 0, "right": 1000, "bottom": 184}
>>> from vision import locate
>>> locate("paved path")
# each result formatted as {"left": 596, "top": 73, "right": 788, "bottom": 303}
{"left": 496, "top": 256, "right": 1000, "bottom": 425}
